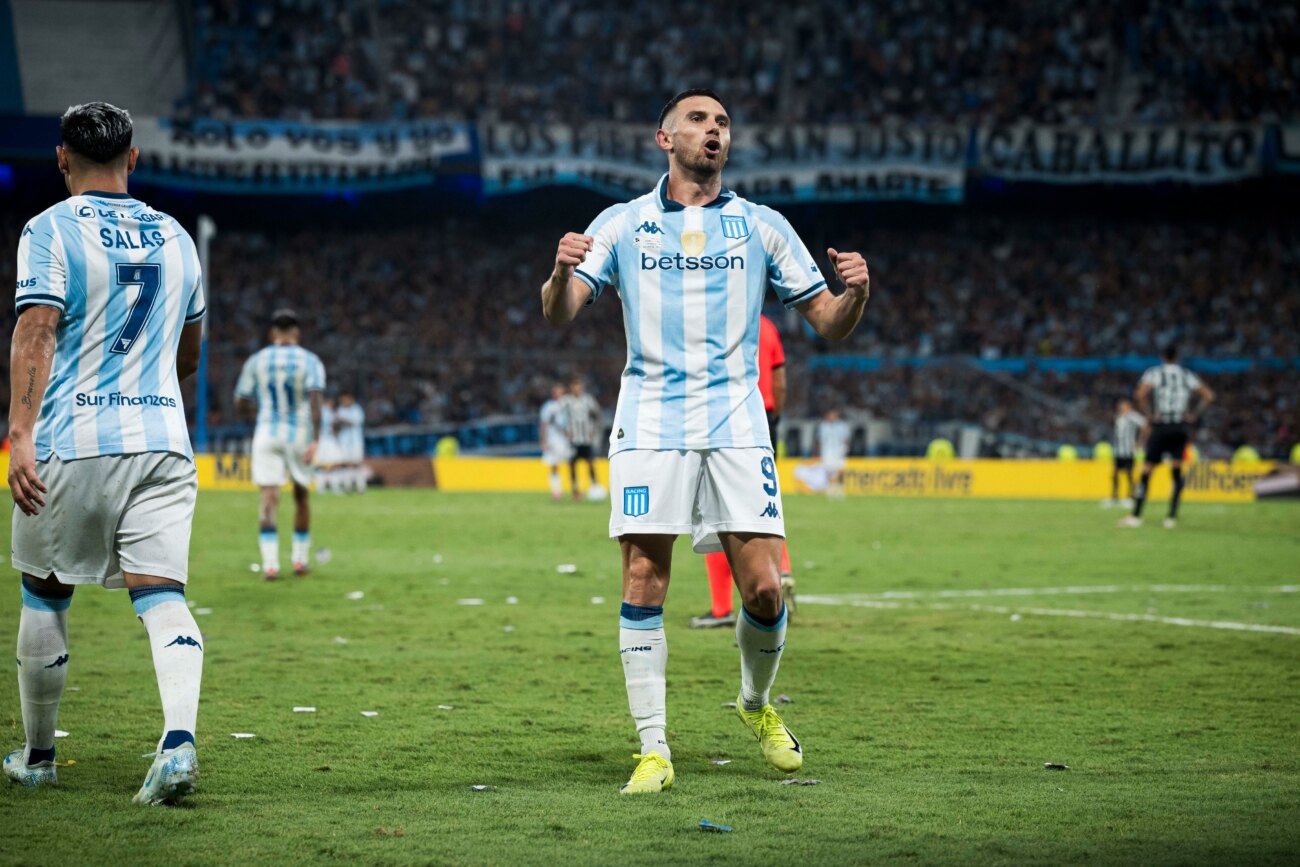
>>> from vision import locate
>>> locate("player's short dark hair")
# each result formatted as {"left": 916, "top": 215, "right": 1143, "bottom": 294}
{"left": 60, "top": 102, "right": 133, "bottom": 164}
{"left": 271, "top": 308, "right": 300, "bottom": 330}
{"left": 658, "top": 89, "right": 727, "bottom": 129}
{"left": 1161, "top": 343, "right": 1178, "bottom": 361}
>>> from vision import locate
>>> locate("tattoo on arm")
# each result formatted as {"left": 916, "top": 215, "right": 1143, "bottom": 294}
{"left": 20, "top": 366, "right": 36, "bottom": 409}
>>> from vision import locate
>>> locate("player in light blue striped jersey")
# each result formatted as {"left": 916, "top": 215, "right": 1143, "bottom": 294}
{"left": 6, "top": 103, "right": 205, "bottom": 804}
{"left": 541, "top": 89, "right": 872, "bottom": 793}
{"left": 235, "top": 310, "right": 326, "bottom": 578}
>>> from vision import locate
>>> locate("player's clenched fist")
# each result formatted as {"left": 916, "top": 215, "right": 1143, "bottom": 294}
{"left": 826, "top": 247, "right": 869, "bottom": 298}
{"left": 555, "top": 233, "right": 594, "bottom": 277}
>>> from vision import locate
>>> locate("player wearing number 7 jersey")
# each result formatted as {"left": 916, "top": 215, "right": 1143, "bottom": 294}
{"left": 7, "top": 103, "right": 206, "bottom": 804}
{"left": 541, "top": 89, "right": 872, "bottom": 794}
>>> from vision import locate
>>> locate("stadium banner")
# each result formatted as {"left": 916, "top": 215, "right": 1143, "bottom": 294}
{"left": 130, "top": 117, "right": 476, "bottom": 193}
{"left": 976, "top": 124, "right": 1264, "bottom": 184}
{"left": 479, "top": 123, "right": 967, "bottom": 203}
{"left": 426, "top": 457, "right": 1271, "bottom": 503}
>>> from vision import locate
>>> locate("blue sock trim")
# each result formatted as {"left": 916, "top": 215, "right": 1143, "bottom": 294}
{"left": 292, "top": 531, "right": 309, "bottom": 543}
{"left": 20, "top": 578, "right": 72, "bottom": 612}
{"left": 129, "top": 585, "right": 185, "bottom": 617}
{"left": 620, "top": 602, "right": 664, "bottom": 631}
{"left": 161, "top": 730, "right": 194, "bottom": 751}
{"left": 27, "top": 746, "right": 55, "bottom": 764}
{"left": 259, "top": 529, "right": 278, "bottom": 542}
{"left": 741, "top": 603, "right": 787, "bottom": 632}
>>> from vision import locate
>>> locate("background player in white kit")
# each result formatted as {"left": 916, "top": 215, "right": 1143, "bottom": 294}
{"left": 334, "top": 392, "right": 367, "bottom": 493}
{"left": 1120, "top": 345, "right": 1215, "bottom": 529}
{"left": 313, "top": 395, "right": 343, "bottom": 493}
{"left": 1108, "top": 398, "right": 1146, "bottom": 507}
{"left": 235, "top": 309, "right": 325, "bottom": 578}
{"left": 539, "top": 383, "right": 573, "bottom": 500}
{"left": 563, "top": 376, "right": 602, "bottom": 500}
{"left": 541, "top": 89, "right": 872, "bottom": 794}
{"left": 817, "top": 408, "right": 852, "bottom": 498}
{"left": 6, "top": 103, "right": 206, "bottom": 804}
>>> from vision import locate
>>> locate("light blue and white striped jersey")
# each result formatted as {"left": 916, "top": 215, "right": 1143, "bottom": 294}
{"left": 318, "top": 404, "right": 340, "bottom": 452}
{"left": 235, "top": 344, "right": 326, "bottom": 445}
{"left": 574, "top": 174, "right": 826, "bottom": 454}
{"left": 335, "top": 402, "right": 365, "bottom": 456}
{"left": 14, "top": 191, "right": 205, "bottom": 462}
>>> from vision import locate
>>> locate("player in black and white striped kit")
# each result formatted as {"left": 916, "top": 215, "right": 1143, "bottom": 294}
{"left": 1109, "top": 398, "right": 1146, "bottom": 506}
{"left": 563, "top": 377, "right": 602, "bottom": 500}
{"left": 1120, "top": 345, "right": 1215, "bottom": 529}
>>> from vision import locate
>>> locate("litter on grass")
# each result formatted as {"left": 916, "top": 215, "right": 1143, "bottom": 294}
{"left": 710, "top": 759, "right": 732, "bottom": 765}
{"left": 316, "top": 548, "right": 332, "bottom": 565}
{"left": 700, "top": 820, "right": 732, "bottom": 832}
{"left": 506, "top": 596, "right": 519, "bottom": 605}
{"left": 503, "top": 625, "right": 515, "bottom": 633}
{"left": 333, "top": 636, "right": 349, "bottom": 645}
{"left": 186, "top": 601, "right": 196, "bottom": 609}
{"left": 438, "top": 578, "right": 450, "bottom": 586}
{"left": 469, "top": 785, "right": 495, "bottom": 791}
{"left": 230, "top": 733, "right": 256, "bottom": 739}
{"left": 433, "top": 554, "right": 444, "bottom": 564}
{"left": 556, "top": 564, "right": 578, "bottom": 574}
{"left": 1010, "top": 614, "right": 1023, "bottom": 621}
{"left": 1043, "top": 762, "right": 1070, "bottom": 771}
{"left": 779, "top": 779, "right": 822, "bottom": 786}
{"left": 437, "top": 705, "right": 456, "bottom": 710}
{"left": 54, "top": 730, "right": 69, "bottom": 738}
{"left": 66, "top": 687, "right": 80, "bottom": 692}
{"left": 721, "top": 702, "right": 737, "bottom": 708}
{"left": 249, "top": 563, "right": 261, "bottom": 573}
{"left": 591, "top": 596, "right": 606, "bottom": 604}
{"left": 361, "top": 711, "right": 379, "bottom": 718}
{"left": 195, "top": 608, "right": 214, "bottom": 615}
{"left": 774, "top": 694, "right": 793, "bottom": 705}
{"left": 293, "top": 707, "right": 316, "bottom": 713}
{"left": 345, "top": 591, "right": 365, "bottom": 601}
{"left": 55, "top": 760, "right": 76, "bottom": 767}
{"left": 457, "top": 598, "right": 485, "bottom": 606}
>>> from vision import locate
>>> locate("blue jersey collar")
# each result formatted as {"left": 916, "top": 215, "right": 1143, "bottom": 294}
{"left": 656, "top": 173, "right": 734, "bottom": 212}
{"left": 81, "top": 190, "right": 133, "bottom": 200}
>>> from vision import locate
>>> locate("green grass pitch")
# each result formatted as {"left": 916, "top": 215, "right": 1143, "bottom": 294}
{"left": 1, "top": 491, "right": 1297, "bottom": 865}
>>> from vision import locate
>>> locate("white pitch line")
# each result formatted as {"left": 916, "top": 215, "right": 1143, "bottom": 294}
{"left": 801, "top": 594, "right": 1300, "bottom": 636}
{"left": 803, "top": 584, "right": 1298, "bottom": 603}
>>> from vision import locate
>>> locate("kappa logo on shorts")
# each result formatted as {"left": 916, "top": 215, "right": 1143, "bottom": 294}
{"left": 624, "top": 485, "right": 650, "bottom": 517}
{"left": 760, "top": 502, "right": 780, "bottom": 518}
{"left": 165, "top": 635, "right": 203, "bottom": 651}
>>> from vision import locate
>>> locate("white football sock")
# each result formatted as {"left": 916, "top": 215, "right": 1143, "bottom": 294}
{"left": 259, "top": 529, "right": 280, "bottom": 572}
{"left": 737, "top": 603, "right": 787, "bottom": 711}
{"left": 132, "top": 588, "right": 203, "bottom": 751}
{"left": 16, "top": 580, "right": 71, "bottom": 760}
{"left": 354, "top": 466, "right": 367, "bottom": 493}
{"left": 292, "top": 532, "right": 310, "bottom": 566}
{"left": 549, "top": 472, "right": 562, "bottom": 498}
{"left": 619, "top": 603, "right": 669, "bottom": 760}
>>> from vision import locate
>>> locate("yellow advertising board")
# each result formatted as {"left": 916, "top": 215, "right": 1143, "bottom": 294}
{"left": 0, "top": 453, "right": 1269, "bottom": 503}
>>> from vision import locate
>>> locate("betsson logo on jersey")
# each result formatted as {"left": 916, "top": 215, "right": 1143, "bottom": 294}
{"left": 640, "top": 252, "right": 745, "bottom": 271}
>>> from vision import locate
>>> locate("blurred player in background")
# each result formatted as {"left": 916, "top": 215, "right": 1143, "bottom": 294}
{"left": 564, "top": 377, "right": 602, "bottom": 500}
{"left": 335, "top": 392, "right": 367, "bottom": 494}
{"left": 817, "top": 408, "right": 851, "bottom": 498}
{"left": 1108, "top": 398, "right": 1146, "bottom": 507}
{"left": 693, "top": 314, "right": 795, "bottom": 628}
{"left": 1120, "top": 345, "right": 1215, "bottom": 529}
{"left": 313, "top": 395, "right": 343, "bottom": 494}
{"left": 542, "top": 89, "right": 871, "bottom": 793}
{"left": 235, "top": 309, "right": 325, "bottom": 577}
{"left": 5, "top": 103, "right": 206, "bottom": 804}
{"left": 540, "top": 383, "right": 572, "bottom": 500}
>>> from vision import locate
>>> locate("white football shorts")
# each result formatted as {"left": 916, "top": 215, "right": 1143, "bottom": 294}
{"left": 252, "top": 433, "right": 315, "bottom": 487}
{"left": 542, "top": 433, "right": 573, "bottom": 467}
{"left": 12, "top": 452, "right": 197, "bottom": 588}
{"left": 608, "top": 447, "right": 785, "bottom": 553}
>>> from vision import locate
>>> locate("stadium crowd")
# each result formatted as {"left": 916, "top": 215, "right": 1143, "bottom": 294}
{"left": 187, "top": 0, "right": 1300, "bottom": 124}
{"left": 5, "top": 208, "right": 1292, "bottom": 456}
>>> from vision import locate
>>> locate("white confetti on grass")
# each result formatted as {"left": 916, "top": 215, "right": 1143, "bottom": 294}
{"left": 710, "top": 759, "right": 732, "bottom": 765}
{"left": 506, "top": 596, "right": 519, "bottom": 605}
{"left": 469, "top": 785, "right": 495, "bottom": 791}
{"left": 345, "top": 591, "right": 365, "bottom": 601}
{"left": 293, "top": 707, "right": 316, "bottom": 713}
{"left": 590, "top": 597, "right": 606, "bottom": 604}
{"left": 556, "top": 564, "right": 578, "bottom": 574}
{"left": 457, "top": 598, "right": 485, "bottom": 606}
{"left": 54, "top": 730, "right": 69, "bottom": 738}
{"left": 361, "top": 711, "right": 379, "bottom": 718}
{"left": 436, "top": 705, "right": 455, "bottom": 711}
{"left": 333, "top": 636, "right": 349, "bottom": 645}
{"left": 230, "top": 733, "right": 256, "bottom": 739}
{"left": 195, "top": 608, "right": 214, "bottom": 616}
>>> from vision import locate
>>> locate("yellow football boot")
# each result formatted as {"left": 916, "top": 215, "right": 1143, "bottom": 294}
{"left": 618, "top": 751, "right": 674, "bottom": 794}
{"left": 736, "top": 694, "right": 803, "bottom": 772}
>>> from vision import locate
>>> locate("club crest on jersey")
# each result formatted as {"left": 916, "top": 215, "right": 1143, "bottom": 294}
{"left": 623, "top": 485, "right": 650, "bottom": 517}
{"left": 720, "top": 215, "right": 749, "bottom": 239}
{"left": 680, "top": 231, "right": 707, "bottom": 256}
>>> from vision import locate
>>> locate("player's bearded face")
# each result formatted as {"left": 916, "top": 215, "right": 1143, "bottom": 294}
{"left": 667, "top": 98, "right": 730, "bottom": 176}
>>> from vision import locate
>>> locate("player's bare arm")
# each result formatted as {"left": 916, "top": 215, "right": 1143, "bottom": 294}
{"left": 7, "top": 305, "right": 60, "bottom": 515}
{"left": 796, "top": 248, "right": 870, "bottom": 341}
{"left": 1188, "top": 382, "right": 1215, "bottom": 422}
{"left": 1134, "top": 381, "right": 1153, "bottom": 416}
{"left": 541, "top": 233, "right": 595, "bottom": 325}
{"left": 176, "top": 322, "right": 203, "bottom": 381}
{"left": 306, "top": 391, "right": 323, "bottom": 464}
{"left": 772, "top": 366, "right": 787, "bottom": 415}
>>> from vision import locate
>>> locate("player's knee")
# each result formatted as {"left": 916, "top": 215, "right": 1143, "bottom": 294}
{"left": 21, "top": 572, "right": 73, "bottom": 599}
{"left": 745, "top": 580, "right": 783, "bottom": 619}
